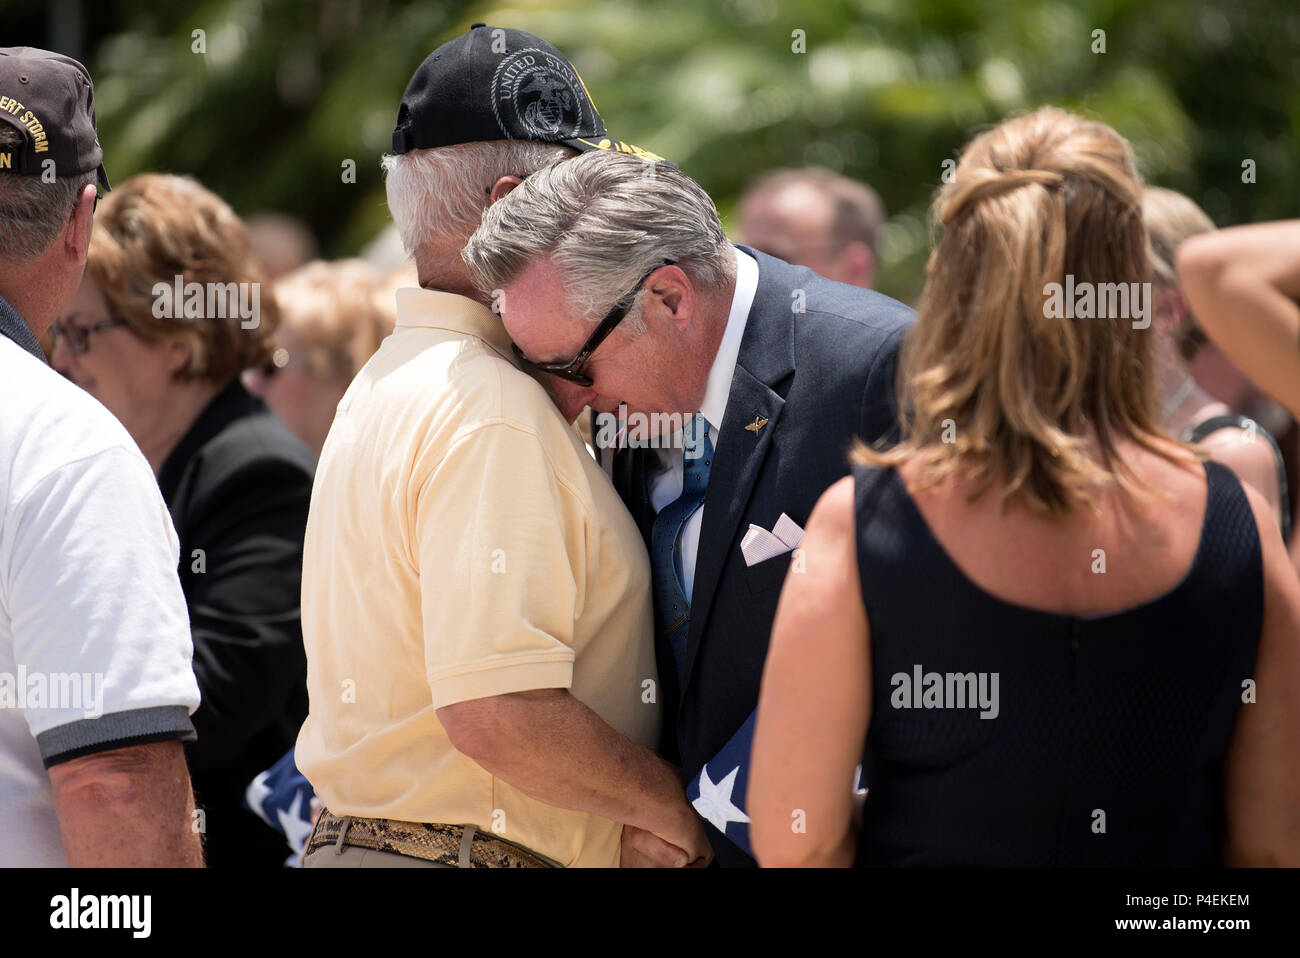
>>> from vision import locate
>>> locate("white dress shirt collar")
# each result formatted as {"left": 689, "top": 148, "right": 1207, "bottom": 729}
{"left": 645, "top": 246, "right": 760, "bottom": 601}
{"left": 698, "top": 246, "right": 759, "bottom": 432}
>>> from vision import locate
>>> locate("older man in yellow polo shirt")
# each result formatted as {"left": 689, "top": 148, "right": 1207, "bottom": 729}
{"left": 296, "top": 26, "right": 710, "bottom": 868}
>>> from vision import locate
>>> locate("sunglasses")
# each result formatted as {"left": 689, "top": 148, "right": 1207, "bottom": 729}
{"left": 510, "top": 260, "right": 676, "bottom": 388}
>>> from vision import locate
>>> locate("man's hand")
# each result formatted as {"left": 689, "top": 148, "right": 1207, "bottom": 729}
{"left": 440, "top": 688, "right": 715, "bottom": 866}
{"left": 621, "top": 825, "right": 690, "bottom": 867}
{"left": 682, "top": 830, "right": 713, "bottom": 867}
{"left": 621, "top": 817, "right": 714, "bottom": 867}
{"left": 655, "top": 764, "right": 717, "bottom": 868}
{"left": 651, "top": 794, "right": 714, "bottom": 867}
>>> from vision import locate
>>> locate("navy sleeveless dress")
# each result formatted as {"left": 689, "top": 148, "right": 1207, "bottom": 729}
{"left": 852, "top": 460, "right": 1262, "bottom": 867}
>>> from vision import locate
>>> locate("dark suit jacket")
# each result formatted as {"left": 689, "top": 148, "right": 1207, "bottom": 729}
{"left": 158, "top": 380, "right": 316, "bottom": 867}
{"left": 612, "top": 246, "right": 913, "bottom": 867}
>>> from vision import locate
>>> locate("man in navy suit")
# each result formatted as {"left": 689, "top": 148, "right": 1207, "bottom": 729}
{"left": 463, "top": 151, "right": 913, "bottom": 866}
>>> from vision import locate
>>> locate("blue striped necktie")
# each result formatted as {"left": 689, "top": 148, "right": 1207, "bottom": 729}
{"left": 651, "top": 413, "right": 714, "bottom": 685}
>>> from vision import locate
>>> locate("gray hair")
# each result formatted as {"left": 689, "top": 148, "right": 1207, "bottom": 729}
{"left": 381, "top": 140, "right": 575, "bottom": 258}
{"left": 461, "top": 150, "right": 735, "bottom": 326}
{"left": 0, "top": 125, "right": 97, "bottom": 262}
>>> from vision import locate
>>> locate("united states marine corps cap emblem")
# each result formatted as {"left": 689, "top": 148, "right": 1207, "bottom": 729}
{"left": 492, "top": 49, "right": 589, "bottom": 142}
{"left": 392, "top": 24, "right": 664, "bottom": 163}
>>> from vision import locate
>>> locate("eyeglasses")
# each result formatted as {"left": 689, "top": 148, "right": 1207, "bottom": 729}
{"left": 69, "top": 186, "right": 100, "bottom": 221}
{"left": 255, "top": 346, "right": 293, "bottom": 380}
{"left": 49, "top": 316, "right": 125, "bottom": 355}
{"left": 510, "top": 260, "right": 676, "bottom": 387}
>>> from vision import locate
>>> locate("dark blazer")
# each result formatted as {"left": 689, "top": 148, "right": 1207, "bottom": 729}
{"left": 158, "top": 380, "right": 315, "bottom": 867}
{"left": 612, "top": 246, "right": 913, "bottom": 867}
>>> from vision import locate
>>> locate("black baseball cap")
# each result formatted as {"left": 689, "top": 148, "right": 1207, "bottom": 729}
{"left": 0, "top": 47, "right": 110, "bottom": 192}
{"left": 392, "top": 23, "right": 663, "bottom": 162}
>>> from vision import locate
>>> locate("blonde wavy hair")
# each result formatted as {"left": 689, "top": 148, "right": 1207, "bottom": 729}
{"left": 855, "top": 107, "right": 1196, "bottom": 516}
{"left": 86, "top": 173, "right": 278, "bottom": 384}
{"left": 272, "top": 259, "right": 397, "bottom": 382}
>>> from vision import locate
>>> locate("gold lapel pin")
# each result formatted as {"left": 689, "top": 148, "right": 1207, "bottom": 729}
{"left": 745, "top": 415, "right": 769, "bottom": 435}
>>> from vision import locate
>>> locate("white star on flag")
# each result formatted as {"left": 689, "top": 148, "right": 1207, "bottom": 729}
{"left": 244, "top": 771, "right": 274, "bottom": 827}
{"left": 692, "top": 764, "right": 750, "bottom": 834}
{"left": 277, "top": 789, "right": 316, "bottom": 853}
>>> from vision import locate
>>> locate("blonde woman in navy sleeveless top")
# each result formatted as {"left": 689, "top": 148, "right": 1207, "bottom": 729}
{"left": 747, "top": 107, "right": 1300, "bottom": 868}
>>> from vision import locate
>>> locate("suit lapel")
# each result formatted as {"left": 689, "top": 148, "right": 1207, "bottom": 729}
{"left": 679, "top": 247, "right": 796, "bottom": 696}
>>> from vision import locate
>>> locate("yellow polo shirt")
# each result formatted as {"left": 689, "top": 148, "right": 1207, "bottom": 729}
{"left": 295, "top": 287, "right": 659, "bottom": 867}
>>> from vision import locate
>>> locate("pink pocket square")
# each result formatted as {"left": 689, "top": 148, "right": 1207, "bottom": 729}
{"left": 740, "top": 513, "right": 804, "bottom": 567}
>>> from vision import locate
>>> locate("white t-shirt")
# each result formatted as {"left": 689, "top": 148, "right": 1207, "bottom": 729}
{"left": 0, "top": 332, "right": 201, "bottom": 867}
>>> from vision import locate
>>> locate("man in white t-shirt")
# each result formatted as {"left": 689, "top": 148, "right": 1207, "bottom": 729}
{"left": 0, "top": 47, "right": 202, "bottom": 867}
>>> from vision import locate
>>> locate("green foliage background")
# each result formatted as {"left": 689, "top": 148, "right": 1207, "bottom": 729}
{"left": 9, "top": 0, "right": 1299, "bottom": 302}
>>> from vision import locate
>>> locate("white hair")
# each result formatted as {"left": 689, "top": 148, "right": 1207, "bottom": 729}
{"left": 381, "top": 140, "right": 575, "bottom": 259}
{"left": 461, "top": 150, "right": 735, "bottom": 326}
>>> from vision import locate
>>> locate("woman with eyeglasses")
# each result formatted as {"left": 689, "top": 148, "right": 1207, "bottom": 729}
{"left": 51, "top": 173, "right": 316, "bottom": 868}
{"left": 242, "top": 259, "right": 399, "bottom": 458}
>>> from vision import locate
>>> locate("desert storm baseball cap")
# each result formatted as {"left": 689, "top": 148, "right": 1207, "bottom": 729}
{"left": 392, "top": 23, "right": 663, "bottom": 162}
{"left": 0, "top": 46, "right": 110, "bottom": 192}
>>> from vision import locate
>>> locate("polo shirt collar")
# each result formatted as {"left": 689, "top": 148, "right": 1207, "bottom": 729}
{"left": 0, "top": 293, "right": 46, "bottom": 362}
{"left": 394, "top": 286, "right": 516, "bottom": 363}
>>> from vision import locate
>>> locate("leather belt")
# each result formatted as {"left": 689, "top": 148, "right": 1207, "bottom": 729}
{"left": 305, "top": 808, "right": 560, "bottom": 868}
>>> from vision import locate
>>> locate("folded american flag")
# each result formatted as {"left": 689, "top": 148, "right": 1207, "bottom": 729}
{"left": 243, "top": 747, "right": 319, "bottom": 865}
{"left": 688, "top": 709, "right": 867, "bottom": 860}
{"left": 687, "top": 712, "right": 758, "bottom": 855}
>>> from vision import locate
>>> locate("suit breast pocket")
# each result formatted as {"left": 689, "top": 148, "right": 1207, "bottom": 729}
{"left": 744, "top": 550, "right": 794, "bottom": 595}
